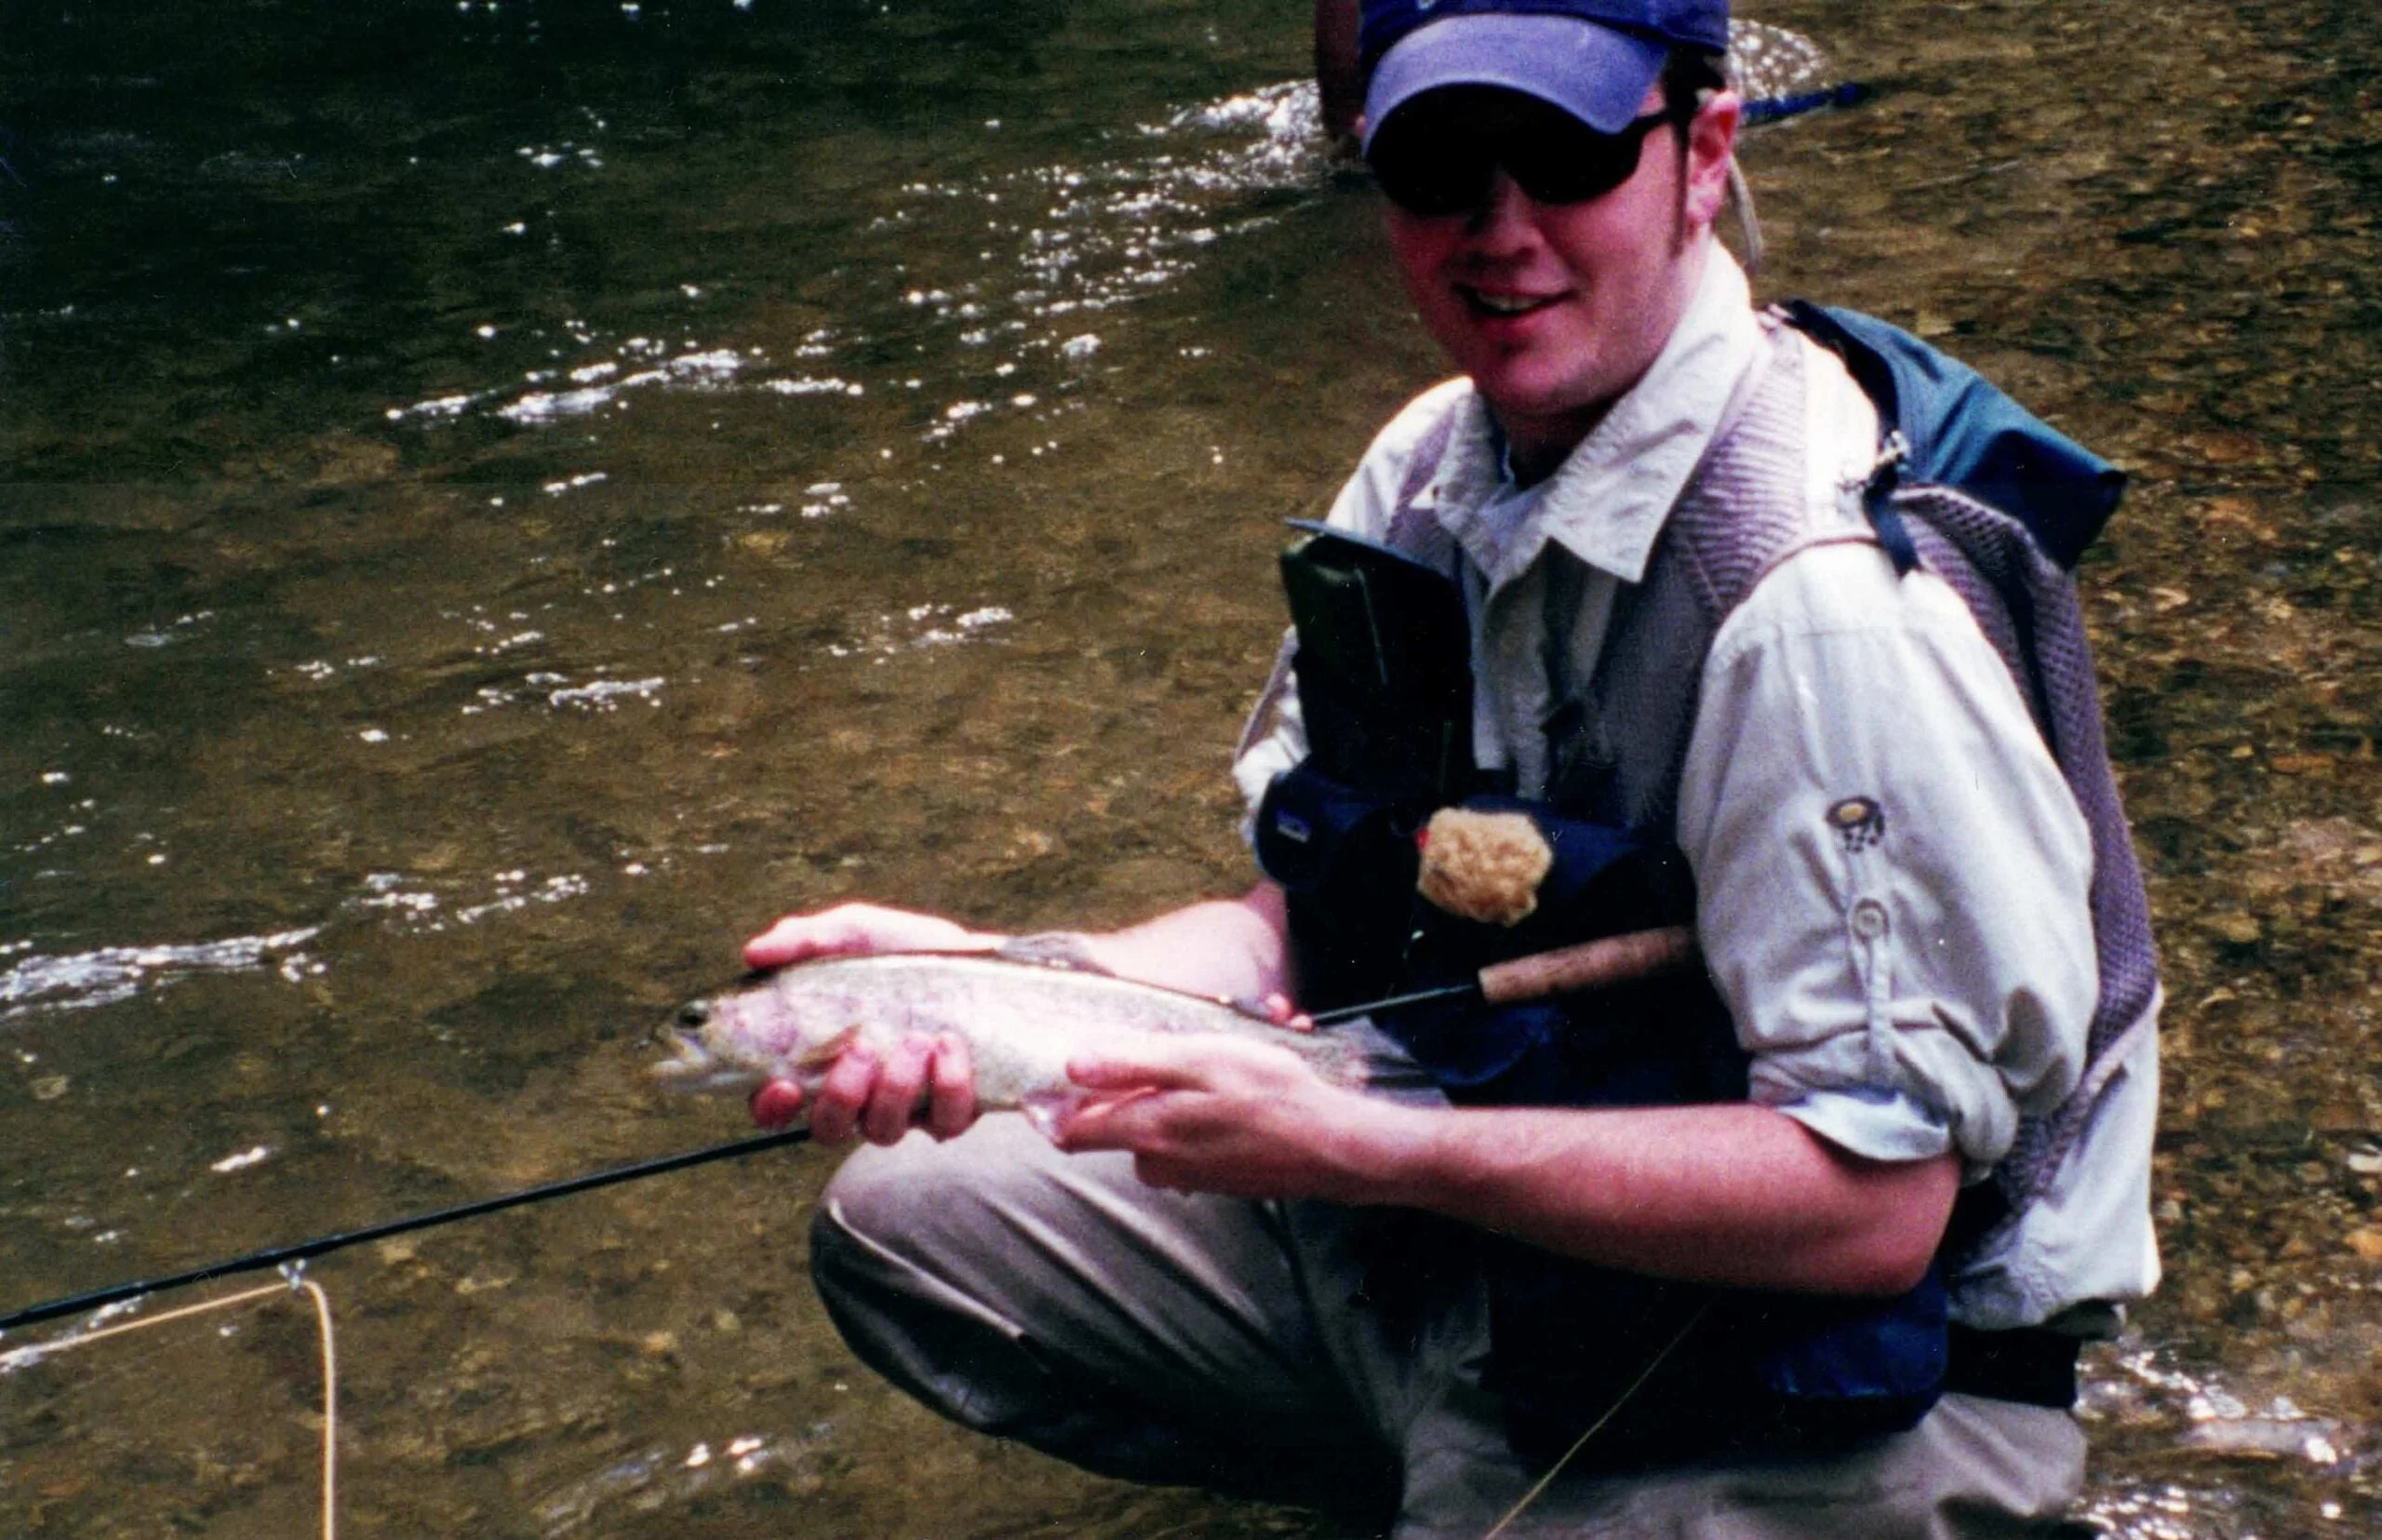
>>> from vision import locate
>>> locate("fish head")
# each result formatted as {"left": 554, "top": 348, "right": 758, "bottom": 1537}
{"left": 648, "top": 977, "right": 859, "bottom": 1094}
{"left": 649, "top": 996, "right": 762, "bottom": 1093}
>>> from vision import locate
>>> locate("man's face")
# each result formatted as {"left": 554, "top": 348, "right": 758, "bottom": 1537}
{"left": 1381, "top": 86, "right": 1737, "bottom": 470}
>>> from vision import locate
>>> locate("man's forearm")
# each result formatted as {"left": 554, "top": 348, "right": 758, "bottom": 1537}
{"left": 1052, "top": 887, "right": 1955, "bottom": 1297}
{"left": 1077, "top": 881, "right": 1293, "bottom": 1001}
{"left": 1345, "top": 1098, "right": 1960, "bottom": 1296}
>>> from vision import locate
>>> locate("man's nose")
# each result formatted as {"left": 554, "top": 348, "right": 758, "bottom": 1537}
{"left": 1464, "top": 167, "right": 1539, "bottom": 244}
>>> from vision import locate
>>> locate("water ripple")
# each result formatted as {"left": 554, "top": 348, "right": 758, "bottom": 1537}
{"left": 0, "top": 929, "right": 324, "bottom": 1019}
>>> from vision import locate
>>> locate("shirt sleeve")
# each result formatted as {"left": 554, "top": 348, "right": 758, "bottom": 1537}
{"left": 1675, "top": 541, "right": 2099, "bottom": 1177}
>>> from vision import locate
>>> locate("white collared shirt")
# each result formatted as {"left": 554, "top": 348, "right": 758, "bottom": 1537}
{"left": 1237, "top": 249, "right": 2160, "bottom": 1330}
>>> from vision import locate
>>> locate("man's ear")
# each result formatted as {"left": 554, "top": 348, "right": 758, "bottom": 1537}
{"left": 1340, "top": 111, "right": 1369, "bottom": 164}
{"left": 1680, "top": 91, "right": 1743, "bottom": 234}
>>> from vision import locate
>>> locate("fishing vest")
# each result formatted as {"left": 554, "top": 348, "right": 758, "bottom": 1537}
{"left": 1254, "top": 305, "right": 2160, "bottom": 1466}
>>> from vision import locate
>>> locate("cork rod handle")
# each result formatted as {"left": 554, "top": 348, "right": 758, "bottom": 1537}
{"left": 1476, "top": 926, "right": 1700, "bottom": 1005}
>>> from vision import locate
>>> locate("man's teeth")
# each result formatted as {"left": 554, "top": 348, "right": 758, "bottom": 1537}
{"left": 1473, "top": 292, "right": 1544, "bottom": 315}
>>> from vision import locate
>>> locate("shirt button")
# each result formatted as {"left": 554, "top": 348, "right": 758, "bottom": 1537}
{"left": 1850, "top": 899, "right": 1891, "bottom": 941}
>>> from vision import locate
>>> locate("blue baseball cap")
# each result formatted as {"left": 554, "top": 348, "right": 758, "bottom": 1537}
{"left": 1358, "top": 0, "right": 1730, "bottom": 148}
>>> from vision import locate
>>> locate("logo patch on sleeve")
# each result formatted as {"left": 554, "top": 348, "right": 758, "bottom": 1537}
{"left": 1827, "top": 796, "right": 1885, "bottom": 852}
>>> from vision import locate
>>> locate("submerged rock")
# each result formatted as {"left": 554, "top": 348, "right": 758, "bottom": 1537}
{"left": 2178, "top": 1415, "right": 2346, "bottom": 1465}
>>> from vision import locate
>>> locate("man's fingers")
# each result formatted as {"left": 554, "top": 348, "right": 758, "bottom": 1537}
{"left": 1261, "top": 992, "right": 1316, "bottom": 1033}
{"left": 1067, "top": 1050, "right": 1211, "bottom": 1093}
{"left": 925, "top": 1033, "right": 977, "bottom": 1141}
{"left": 862, "top": 1035, "right": 934, "bottom": 1145}
{"left": 768, "top": 1033, "right": 976, "bottom": 1147}
{"left": 743, "top": 919, "right": 820, "bottom": 971}
{"left": 1052, "top": 1087, "right": 1168, "bottom": 1150}
{"left": 743, "top": 907, "right": 887, "bottom": 970}
{"left": 1066, "top": 1030, "right": 1253, "bottom": 1092}
{"left": 749, "top": 1079, "right": 805, "bottom": 1131}
{"left": 1070, "top": 1032, "right": 1302, "bottom": 1094}
{"left": 742, "top": 902, "right": 991, "bottom": 971}
{"left": 807, "top": 1047, "right": 878, "bottom": 1145}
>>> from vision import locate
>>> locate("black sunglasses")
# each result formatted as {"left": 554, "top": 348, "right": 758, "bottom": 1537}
{"left": 1367, "top": 88, "right": 1678, "bottom": 219}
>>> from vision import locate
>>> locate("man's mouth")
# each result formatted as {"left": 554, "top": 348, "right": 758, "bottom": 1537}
{"left": 1463, "top": 288, "right": 1557, "bottom": 318}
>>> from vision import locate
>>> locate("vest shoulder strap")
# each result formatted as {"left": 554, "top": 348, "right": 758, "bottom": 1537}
{"left": 1884, "top": 482, "right": 2161, "bottom": 1215}
{"left": 1560, "top": 322, "right": 1851, "bottom": 830}
{"left": 1659, "top": 322, "right": 1867, "bottom": 623}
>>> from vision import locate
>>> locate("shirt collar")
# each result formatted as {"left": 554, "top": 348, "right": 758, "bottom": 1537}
{"left": 1424, "top": 248, "right": 1765, "bottom": 592}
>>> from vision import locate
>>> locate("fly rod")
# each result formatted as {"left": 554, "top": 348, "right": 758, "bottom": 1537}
{"left": 1, "top": 925, "right": 1695, "bottom": 1336}
{"left": 1310, "top": 924, "right": 1698, "bottom": 1025}
{"left": 0, "top": 1126, "right": 814, "bottom": 1336}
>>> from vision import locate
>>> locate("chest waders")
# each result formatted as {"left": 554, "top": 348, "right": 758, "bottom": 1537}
{"left": 1253, "top": 309, "right": 2159, "bottom": 1469}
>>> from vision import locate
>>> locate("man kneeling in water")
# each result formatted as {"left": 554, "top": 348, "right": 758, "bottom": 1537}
{"left": 743, "top": 2, "right": 2158, "bottom": 1533}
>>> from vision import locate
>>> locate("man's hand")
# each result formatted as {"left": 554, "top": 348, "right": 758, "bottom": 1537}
{"left": 742, "top": 902, "right": 996, "bottom": 1144}
{"left": 743, "top": 900, "right": 999, "bottom": 971}
{"left": 1054, "top": 1035, "right": 1408, "bottom": 1201}
{"left": 748, "top": 1029, "right": 979, "bottom": 1146}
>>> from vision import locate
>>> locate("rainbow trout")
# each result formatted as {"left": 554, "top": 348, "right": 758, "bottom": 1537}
{"left": 653, "top": 952, "right": 1367, "bottom": 1129}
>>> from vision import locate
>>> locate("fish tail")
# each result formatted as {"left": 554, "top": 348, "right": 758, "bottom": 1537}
{"left": 1306, "top": 1034, "right": 1371, "bottom": 1090}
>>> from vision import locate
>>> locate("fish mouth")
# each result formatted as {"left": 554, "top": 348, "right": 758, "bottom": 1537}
{"left": 649, "top": 1025, "right": 724, "bottom": 1084}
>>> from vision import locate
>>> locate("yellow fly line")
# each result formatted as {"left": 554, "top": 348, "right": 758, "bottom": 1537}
{"left": 10, "top": 1272, "right": 341, "bottom": 1540}
{"left": 1476, "top": 1301, "right": 1710, "bottom": 1540}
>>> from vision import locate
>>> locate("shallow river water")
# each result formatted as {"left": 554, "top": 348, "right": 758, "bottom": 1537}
{"left": 2, "top": 1, "right": 2379, "bottom": 1535}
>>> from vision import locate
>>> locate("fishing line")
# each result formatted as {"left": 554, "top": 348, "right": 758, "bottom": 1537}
{"left": 6, "top": 1270, "right": 341, "bottom": 1540}
{"left": 1476, "top": 1301, "right": 1711, "bottom": 1540}
{"left": 0, "top": 1126, "right": 812, "bottom": 1335}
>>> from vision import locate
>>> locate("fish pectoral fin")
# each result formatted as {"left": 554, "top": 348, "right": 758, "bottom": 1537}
{"left": 796, "top": 1022, "right": 863, "bottom": 1072}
